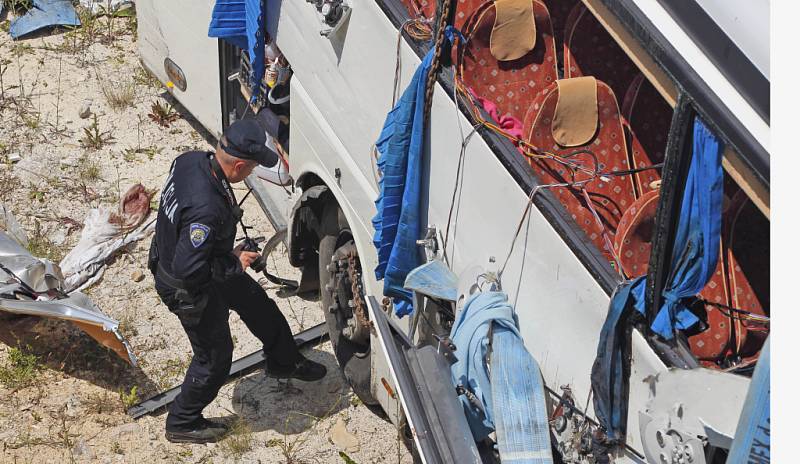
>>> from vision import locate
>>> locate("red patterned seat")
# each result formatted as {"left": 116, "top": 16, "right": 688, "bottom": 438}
{"left": 612, "top": 74, "right": 672, "bottom": 276}
{"left": 454, "top": 0, "right": 488, "bottom": 31}
{"left": 397, "top": 0, "right": 436, "bottom": 20}
{"left": 545, "top": 0, "right": 579, "bottom": 71}
{"left": 612, "top": 148, "right": 769, "bottom": 366}
{"left": 688, "top": 189, "right": 769, "bottom": 367}
{"left": 523, "top": 76, "right": 635, "bottom": 264}
{"left": 458, "top": 0, "right": 558, "bottom": 123}
{"left": 563, "top": 3, "right": 640, "bottom": 104}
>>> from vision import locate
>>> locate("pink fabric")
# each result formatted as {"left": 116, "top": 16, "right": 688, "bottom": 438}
{"left": 470, "top": 88, "right": 526, "bottom": 153}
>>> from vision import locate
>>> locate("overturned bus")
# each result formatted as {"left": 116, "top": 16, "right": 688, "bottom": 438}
{"left": 136, "top": 0, "right": 770, "bottom": 461}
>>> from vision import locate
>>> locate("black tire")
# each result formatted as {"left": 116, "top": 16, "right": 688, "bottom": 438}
{"left": 318, "top": 205, "right": 377, "bottom": 406}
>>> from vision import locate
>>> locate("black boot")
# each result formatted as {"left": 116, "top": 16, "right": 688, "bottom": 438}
{"left": 266, "top": 355, "right": 327, "bottom": 382}
{"left": 165, "top": 418, "right": 229, "bottom": 444}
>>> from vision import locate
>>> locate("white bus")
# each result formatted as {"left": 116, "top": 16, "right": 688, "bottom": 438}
{"left": 136, "top": 0, "right": 770, "bottom": 461}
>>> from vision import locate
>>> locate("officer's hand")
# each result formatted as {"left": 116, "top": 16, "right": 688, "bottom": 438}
{"left": 233, "top": 248, "right": 261, "bottom": 270}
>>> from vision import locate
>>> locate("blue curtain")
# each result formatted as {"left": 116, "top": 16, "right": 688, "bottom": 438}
{"left": 591, "top": 117, "right": 723, "bottom": 443}
{"left": 650, "top": 117, "right": 724, "bottom": 338}
{"left": 372, "top": 32, "right": 455, "bottom": 316}
{"left": 208, "top": 0, "right": 266, "bottom": 101}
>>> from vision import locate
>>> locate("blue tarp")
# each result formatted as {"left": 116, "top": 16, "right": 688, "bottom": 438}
{"left": 590, "top": 117, "right": 723, "bottom": 443}
{"left": 9, "top": 0, "right": 81, "bottom": 40}
{"left": 371, "top": 36, "right": 438, "bottom": 316}
{"left": 208, "top": 0, "right": 266, "bottom": 101}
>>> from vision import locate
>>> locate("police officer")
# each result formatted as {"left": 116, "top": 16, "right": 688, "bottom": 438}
{"left": 148, "top": 117, "right": 326, "bottom": 444}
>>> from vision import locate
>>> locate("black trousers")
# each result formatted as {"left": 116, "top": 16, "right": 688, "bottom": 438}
{"left": 155, "top": 273, "right": 301, "bottom": 430}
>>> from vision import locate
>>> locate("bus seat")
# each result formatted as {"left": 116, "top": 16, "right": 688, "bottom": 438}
{"left": 398, "top": 0, "right": 436, "bottom": 21}
{"left": 543, "top": 0, "right": 579, "bottom": 75}
{"left": 613, "top": 178, "right": 769, "bottom": 367}
{"left": 563, "top": 3, "right": 639, "bottom": 104}
{"left": 612, "top": 75, "right": 672, "bottom": 276}
{"left": 689, "top": 189, "right": 769, "bottom": 366}
{"left": 522, "top": 76, "right": 635, "bottom": 263}
{"left": 458, "top": 0, "right": 558, "bottom": 123}
{"left": 454, "top": 0, "right": 487, "bottom": 31}
{"left": 613, "top": 188, "right": 659, "bottom": 278}
{"left": 621, "top": 74, "right": 670, "bottom": 196}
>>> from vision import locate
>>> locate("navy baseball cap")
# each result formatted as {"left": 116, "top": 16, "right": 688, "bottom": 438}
{"left": 220, "top": 118, "right": 279, "bottom": 168}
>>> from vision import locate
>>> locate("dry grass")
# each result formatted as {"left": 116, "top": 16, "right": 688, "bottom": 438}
{"left": 100, "top": 79, "right": 135, "bottom": 110}
{"left": 26, "top": 219, "right": 65, "bottom": 262}
{"left": 82, "top": 391, "right": 117, "bottom": 415}
{"left": 220, "top": 417, "right": 254, "bottom": 461}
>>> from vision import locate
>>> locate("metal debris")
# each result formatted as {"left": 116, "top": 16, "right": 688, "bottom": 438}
{"left": 0, "top": 231, "right": 137, "bottom": 365}
{"left": 9, "top": 0, "right": 81, "bottom": 40}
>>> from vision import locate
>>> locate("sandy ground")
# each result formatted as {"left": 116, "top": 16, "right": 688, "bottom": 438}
{"left": 0, "top": 8, "right": 411, "bottom": 464}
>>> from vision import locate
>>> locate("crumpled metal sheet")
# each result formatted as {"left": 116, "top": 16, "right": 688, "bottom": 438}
{"left": 0, "top": 291, "right": 137, "bottom": 366}
{"left": 0, "top": 231, "right": 136, "bottom": 366}
{"left": 9, "top": 0, "right": 81, "bottom": 40}
{"left": 0, "top": 231, "right": 64, "bottom": 294}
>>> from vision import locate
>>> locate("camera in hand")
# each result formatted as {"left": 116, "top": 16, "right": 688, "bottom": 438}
{"left": 241, "top": 237, "right": 267, "bottom": 273}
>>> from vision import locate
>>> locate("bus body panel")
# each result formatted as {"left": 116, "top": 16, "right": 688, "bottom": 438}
{"left": 137, "top": 0, "right": 224, "bottom": 137}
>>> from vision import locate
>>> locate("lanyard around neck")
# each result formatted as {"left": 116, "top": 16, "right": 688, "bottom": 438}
{"left": 209, "top": 154, "right": 244, "bottom": 222}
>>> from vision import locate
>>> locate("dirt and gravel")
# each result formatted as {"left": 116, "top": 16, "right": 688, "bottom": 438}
{"left": 0, "top": 7, "right": 411, "bottom": 463}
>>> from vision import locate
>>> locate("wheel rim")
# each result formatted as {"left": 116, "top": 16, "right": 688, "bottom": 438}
{"left": 324, "top": 234, "right": 371, "bottom": 355}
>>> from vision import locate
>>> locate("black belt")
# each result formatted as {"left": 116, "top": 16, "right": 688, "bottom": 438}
{"left": 157, "top": 263, "right": 189, "bottom": 291}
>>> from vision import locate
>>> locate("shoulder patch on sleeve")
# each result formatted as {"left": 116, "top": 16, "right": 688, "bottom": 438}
{"left": 189, "top": 223, "right": 211, "bottom": 248}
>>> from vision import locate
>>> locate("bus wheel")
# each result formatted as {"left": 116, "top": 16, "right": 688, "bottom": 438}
{"left": 318, "top": 211, "right": 377, "bottom": 406}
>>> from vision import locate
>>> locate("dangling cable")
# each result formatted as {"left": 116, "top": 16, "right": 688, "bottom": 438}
{"left": 499, "top": 181, "right": 578, "bottom": 277}
{"left": 442, "top": 124, "right": 480, "bottom": 263}
{"left": 580, "top": 188, "right": 623, "bottom": 276}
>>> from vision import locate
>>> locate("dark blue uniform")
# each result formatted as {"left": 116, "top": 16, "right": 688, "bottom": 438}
{"left": 149, "top": 151, "right": 301, "bottom": 431}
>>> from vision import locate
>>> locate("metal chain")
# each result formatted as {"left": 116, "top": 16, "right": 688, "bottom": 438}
{"left": 346, "top": 250, "right": 372, "bottom": 335}
{"left": 424, "top": 0, "right": 453, "bottom": 120}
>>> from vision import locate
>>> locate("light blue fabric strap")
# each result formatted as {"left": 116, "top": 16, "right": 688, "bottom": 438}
{"left": 492, "top": 326, "right": 554, "bottom": 464}
{"left": 450, "top": 292, "right": 519, "bottom": 439}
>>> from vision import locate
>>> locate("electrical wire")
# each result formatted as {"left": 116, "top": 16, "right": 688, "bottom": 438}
{"left": 442, "top": 125, "right": 479, "bottom": 263}
{"left": 701, "top": 300, "right": 770, "bottom": 324}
